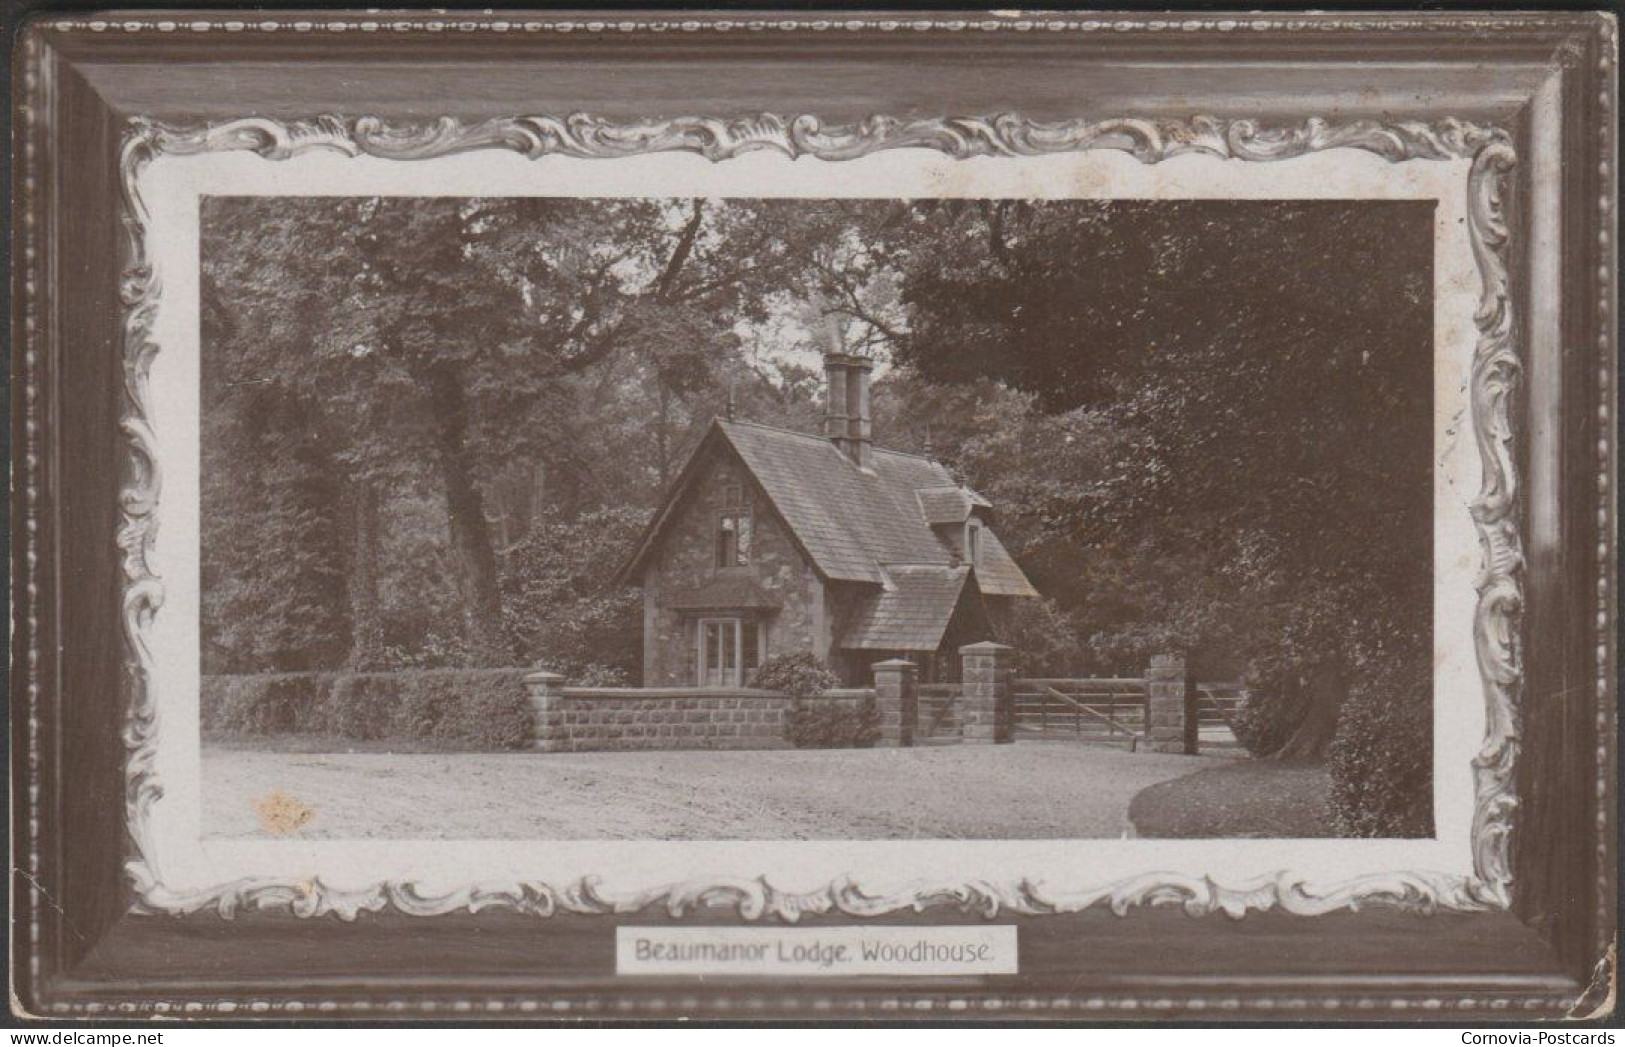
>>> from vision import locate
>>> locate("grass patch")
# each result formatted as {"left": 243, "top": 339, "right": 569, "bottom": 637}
{"left": 1128, "top": 758, "right": 1338, "bottom": 838}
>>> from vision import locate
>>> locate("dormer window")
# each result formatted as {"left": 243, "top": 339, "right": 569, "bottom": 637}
{"left": 966, "top": 520, "right": 982, "bottom": 567}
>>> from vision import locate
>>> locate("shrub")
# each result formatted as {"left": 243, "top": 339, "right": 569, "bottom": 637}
{"left": 788, "top": 694, "right": 881, "bottom": 749}
{"left": 750, "top": 653, "right": 878, "bottom": 749}
{"left": 1328, "top": 653, "right": 1432, "bottom": 837}
{"left": 1229, "top": 660, "right": 1307, "bottom": 758}
{"left": 750, "top": 651, "right": 838, "bottom": 700}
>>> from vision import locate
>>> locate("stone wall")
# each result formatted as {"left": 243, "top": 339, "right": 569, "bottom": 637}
{"left": 526, "top": 676, "right": 876, "bottom": 753}
{"left": 640, "top": 447, "right": 824, "bottom": 685}
{"left": 530, "top": 651, "right": 1206, "bottom": 755}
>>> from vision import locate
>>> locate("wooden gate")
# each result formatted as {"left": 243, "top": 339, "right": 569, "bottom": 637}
{"left": 916, "top": 683, "right": 963, "bottom": 746}
{"left": 1012, "top": 677, "right": 1245, "bottom": 751}
{"left": 1012, "top": 678, "right": 1146, "bottom": 749}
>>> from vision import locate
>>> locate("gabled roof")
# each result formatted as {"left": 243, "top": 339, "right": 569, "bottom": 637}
{"left": 619, "top": 417, "right": 1040, "bottom": 600}
{"left": 839, "top": 565, "right": 974, "bottom": 651}
{"left": 720, "top": 420, "right": 953, "bottom": 583}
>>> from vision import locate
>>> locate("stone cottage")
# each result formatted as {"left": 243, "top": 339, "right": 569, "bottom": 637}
{"left": 619, "top": 353, "right": 1039, "bottom": 687}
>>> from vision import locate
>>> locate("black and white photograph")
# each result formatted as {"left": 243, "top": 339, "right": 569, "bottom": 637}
{"left": 12, "top": 9, "right": 1616, "bottom": 1025}
{"left": 196, "top": 193, "right": 1433, "bottom": 843}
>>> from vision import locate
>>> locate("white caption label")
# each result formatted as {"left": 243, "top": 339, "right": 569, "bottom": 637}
{"left": 616, "top": 925, "right": 1018, "bottom": 977}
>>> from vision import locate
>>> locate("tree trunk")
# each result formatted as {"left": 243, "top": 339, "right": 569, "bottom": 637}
{"left": 419, "top": 364, "right": 509, "bottom": 665}
{"left": 346, "top": 479, "right": 385, "bottom": 670}
{"left": 1270, "top": 663, "right": 1345, "bottom": 759}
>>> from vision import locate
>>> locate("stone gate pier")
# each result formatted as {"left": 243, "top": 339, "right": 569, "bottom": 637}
{"left": 1144, "top": 654, "right": 1198, "bottom": 755}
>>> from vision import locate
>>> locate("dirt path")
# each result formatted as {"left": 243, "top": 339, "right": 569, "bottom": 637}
{"left": 203, "top": 743, "right": 1227, "bottom": 841}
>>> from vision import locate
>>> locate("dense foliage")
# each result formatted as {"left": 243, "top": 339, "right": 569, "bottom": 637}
{"left": 787, "top": 696, "right": 882, "bottom": 750}
{"left": 202, "top": 670, "right": 533, "bottom": 750}
{"left": 748, "top": 652, "right": 877, "bottom": 749}
{"left": 203, "top": 197, "right": 1434, "bottom": 833}
{"left": 499, "top": 507, "right": 645, "bottom": 681}
{"left": 750, "top": 652, "right": 840, "bottom": 700}
{"left": 1327, "top": 647, "right": 1433, "bottom": 837}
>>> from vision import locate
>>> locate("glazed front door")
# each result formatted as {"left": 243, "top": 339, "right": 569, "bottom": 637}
{"left": 698, "top": 618, "right": 739, "bottom": 687}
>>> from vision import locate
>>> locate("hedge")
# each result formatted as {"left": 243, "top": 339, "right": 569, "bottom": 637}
{"left": 201, "top": 668, "right": 533, "bottom": 750}
{"left": 1327, "top": 653, "right": 1432, "bottom": 837}
{"left": 787, "top": 694, "right": 881, "bottom": 749}
{"left": 750, "top": 652, "right": 879, "bottom": 749}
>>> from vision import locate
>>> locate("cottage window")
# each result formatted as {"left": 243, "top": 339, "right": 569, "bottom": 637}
{"left": 716, "top": 510, "right": 752, "bottom": 568}
{"left": 698, "top": 617, "right": 762, "bottom": 687}
{"left": 967, "top": 520, "right": 982, "bottom": 567}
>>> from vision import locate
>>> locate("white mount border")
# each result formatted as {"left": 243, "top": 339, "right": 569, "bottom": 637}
{"left": 117, "top": 112, "right": 1521, "bottom": 922}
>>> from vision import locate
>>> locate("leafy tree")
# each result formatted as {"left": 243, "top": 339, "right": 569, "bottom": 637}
{"left": 201, "top": 196, "right": 826, "bottom": 666}
{"left": 999, "top": 596, "right": 1089, "bottom": 678}
{"left": 200, "top": 246, "right": 351, "bottom": 673}
{"left": 199, "top": 389, "right": 350, "bottom": 673}
{"left": 499, "top": 506, "right": 646, "bottom": 677}
{"left": 871, "top": 200, "right": 1432, "bottom": 761}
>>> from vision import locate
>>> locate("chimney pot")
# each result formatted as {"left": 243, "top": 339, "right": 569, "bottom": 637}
{"left": 823, "top": 353, "right": 873, "bottom": 469}
{"left": 824, "top": 359, "right": 848, "bottom": 445}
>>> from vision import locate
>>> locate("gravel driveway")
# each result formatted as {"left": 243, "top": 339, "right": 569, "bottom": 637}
{"left": 204, "top": 743, "right": 1224, "bottom": 840}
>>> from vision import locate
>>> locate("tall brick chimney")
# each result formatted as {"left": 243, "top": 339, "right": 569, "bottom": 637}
{"left": 824, "top": 352, "right": 873, "bottom": 470}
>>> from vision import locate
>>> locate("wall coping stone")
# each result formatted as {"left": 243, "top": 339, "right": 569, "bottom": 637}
{"left": 552, "top": 687, "right": 876, "bottom": 701}
{"left": 559, "top": 687, "right": 783, "bottom": 699}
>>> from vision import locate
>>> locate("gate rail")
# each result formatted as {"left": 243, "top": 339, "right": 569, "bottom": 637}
{"left": 1012, "top": 675, "right": 1245, "bottom": 751}
{"left": 1035, "top": 684, "right": 1140, "bottom": 750}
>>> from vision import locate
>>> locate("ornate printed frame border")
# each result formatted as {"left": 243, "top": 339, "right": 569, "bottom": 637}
{"left": 116, "top": 112, "right": 1518, "bottom": 922}
{"left": 13, "top": 10, "right": 1615, "bottom": 1019}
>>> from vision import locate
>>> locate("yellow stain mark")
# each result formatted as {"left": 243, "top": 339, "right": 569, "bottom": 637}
{"left": 255, "top": 790, "right": 315, "bottom": 836}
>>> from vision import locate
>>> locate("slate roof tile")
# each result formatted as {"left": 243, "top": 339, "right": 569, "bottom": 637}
{"left": 624, "top": 418, "right": 1040, "bottom": 609}
{"left": 720, "top": 420, "right": 957, "bottom": 584}
{"left": 840, "top": 565, "right": 972, "bottom": 650}
{"left": 915, "top": 485, "right": 994, "bottom": 526}
{"left": 974, "top": 528, "right": 1039, "bottom": 597}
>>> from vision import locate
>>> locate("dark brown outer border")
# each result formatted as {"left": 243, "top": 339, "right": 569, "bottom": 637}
{"left": 9, "top": 10, "right": 1617, "bottom": 1021}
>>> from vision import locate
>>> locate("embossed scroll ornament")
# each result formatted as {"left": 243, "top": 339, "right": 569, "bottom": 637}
{"left": 118, "top": 112, "right": 1522, "bottom": 922}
